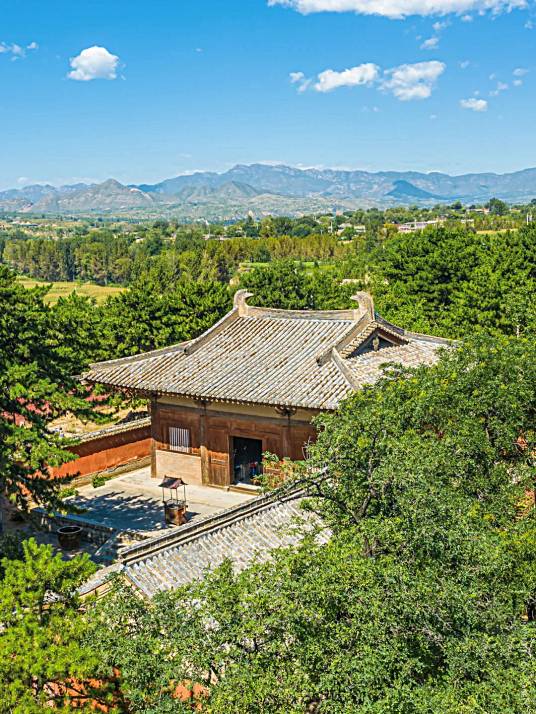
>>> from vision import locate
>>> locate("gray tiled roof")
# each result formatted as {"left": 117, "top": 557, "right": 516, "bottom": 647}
{"left": 120, "top": 492, "right": 326, "bottom": 597}
{"left": 74, "top": 415, "right": 150, "bottom": 443}
{"left": 84, "top": 291, "right": 448, "bottom": 410}
{"left": 344, "top": 338, "right": 441, "bottom": 385}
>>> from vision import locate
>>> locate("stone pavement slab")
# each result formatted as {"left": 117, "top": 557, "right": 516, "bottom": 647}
{"left": 69, "top": 466, "right": 256, "bottom": 536}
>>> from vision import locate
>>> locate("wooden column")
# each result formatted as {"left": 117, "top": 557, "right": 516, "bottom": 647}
{"left": 150, "top": 396, "right": 158, "bottom": 478}
{"left": 276, "top": 406, "right": 297, "bottom": 459}
{"left": 197, "top": 400, "right": 211, "bottom": 485}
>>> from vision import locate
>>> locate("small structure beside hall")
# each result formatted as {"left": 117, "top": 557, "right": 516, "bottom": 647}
{"left": 160, "top": 477, "right": 188, "bottom": 526}
{"left": 83, "top": 291, "right": 448, "bottom": 488}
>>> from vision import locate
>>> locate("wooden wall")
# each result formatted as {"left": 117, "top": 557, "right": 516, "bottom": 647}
{"left": 151, "top": 400, "right": 317, "bottom": 487}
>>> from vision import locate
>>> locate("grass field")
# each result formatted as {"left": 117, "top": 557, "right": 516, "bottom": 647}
{"left": 476, "top": 228, "right": 516, "bottom": 235}
{"left": 17, "top": 277, "right": 125, "bottom": 305}
{"left": 238, "top": 260, "right": 336, "bottom": 275}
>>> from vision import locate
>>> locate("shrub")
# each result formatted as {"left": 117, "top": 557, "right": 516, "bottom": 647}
{"left": 92, "top": 475, "right": 107, "bottom": 488}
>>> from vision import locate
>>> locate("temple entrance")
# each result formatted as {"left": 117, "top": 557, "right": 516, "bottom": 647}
{"left": 232, "top": 436, "right": 263, "bottom": 485}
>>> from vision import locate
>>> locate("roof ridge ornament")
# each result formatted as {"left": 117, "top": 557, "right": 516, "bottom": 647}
{"left": 350, "top": 292, "right": 375, "bottom": 321}
{"left": 233, "top": 289, "right": 254, "bottom": 316}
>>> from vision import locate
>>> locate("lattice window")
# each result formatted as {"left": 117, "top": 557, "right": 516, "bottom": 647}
{"left": 169, "top": 426, "right": 191, "bottom": 453}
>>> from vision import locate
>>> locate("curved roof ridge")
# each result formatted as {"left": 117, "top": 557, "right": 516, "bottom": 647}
{"left": 328, "top": 348, "right": 361, "bottom": 390}
{"left": 245, "top": 305, "right": 360, "bottom": 321}
{"left": 84, "top": 307, "right": 239, "bottom": 373}
{"left": 234, "top": 288, "right": 362, "bottom": 321}
{"left": 315, "top": 313, "right": 371, "bottom": 366}
{"left": 404, "top": 330, "right": 452, "bottom": 345}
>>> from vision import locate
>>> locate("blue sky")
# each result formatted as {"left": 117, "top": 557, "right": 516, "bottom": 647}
{"left": 0, "top": 0, "right": 535, "bottom": 189}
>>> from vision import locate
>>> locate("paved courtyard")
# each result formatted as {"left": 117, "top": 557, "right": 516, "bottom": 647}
{"left": 68, "top": 466, "right": 256, "bottom": 536}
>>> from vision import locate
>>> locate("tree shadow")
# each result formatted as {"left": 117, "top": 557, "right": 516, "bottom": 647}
{"left": 70, "top": 490, "right": 200, "bottom": 533}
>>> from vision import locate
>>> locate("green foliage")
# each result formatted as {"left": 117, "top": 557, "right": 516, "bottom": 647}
{"left": 487, "top": 197, "right": 509, "bottom": 215}
{"left": 88, "top": 336, "right": 536, "bottom": 712}
{"left": 50, "top": 292, "right": 109, "bottom": 371}
{"left": 370, "top": 224, "right": 536, "bottom": 338}
{"left": 92, "top": 475, "right": 107, "bottom": 488}
{"left": 239, "top": 259, "right": 356, "bottom": 310}
{"left": 102, "top": 277, "right": 232, "bottom": 357}
{"left": 0, "top": 539, "right": 111, "bottom": 713}
{"left": 0, "top": 266, "right": 99, "bottom": 508}
{"left": 58, "top": 486, "right": 79, "bottom": 500}
{"left": 0, "top": 533, "right": 24, "bottom": 577}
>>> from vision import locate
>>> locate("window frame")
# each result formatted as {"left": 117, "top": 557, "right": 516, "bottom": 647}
{"left": 168, "top": 425, "right": 192, "bottom": 454}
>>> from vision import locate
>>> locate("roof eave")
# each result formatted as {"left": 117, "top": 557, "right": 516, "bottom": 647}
{"left": 81, "top": 377, "right": 338, "bottom": 413}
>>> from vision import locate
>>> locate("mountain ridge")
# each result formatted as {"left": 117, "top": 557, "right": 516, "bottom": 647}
{"left": 2, "top": 163, "right": 536, "bottom": 218}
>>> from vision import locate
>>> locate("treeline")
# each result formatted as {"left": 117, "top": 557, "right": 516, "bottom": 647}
{"left": 2, "top": 200, "right": 533, "bottom": 287}
{"left": 1, "top": 227, "right": 353, "bottom": 285}
{"left": 241, "top": 224, "right": 536, "bottom": 339}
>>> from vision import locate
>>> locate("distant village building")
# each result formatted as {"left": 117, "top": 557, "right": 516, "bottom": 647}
{"left": 397, "top": 219, "right": 445, "bottom": 233}
{"left": 337, "top": 222, "right": 366, "bottom": 235}
{"left": 84, "top": 291, "right": 447, "bottom": 488}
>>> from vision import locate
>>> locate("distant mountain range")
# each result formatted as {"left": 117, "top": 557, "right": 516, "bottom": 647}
{"left": 2, "top": 164, "right": 536, "bottom": 219}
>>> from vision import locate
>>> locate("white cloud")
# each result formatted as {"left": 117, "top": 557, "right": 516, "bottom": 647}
{"left": 432, "top": 19, "right": 450, "bottom": 29}
{"left": 289, "top": 71, "right": 312, "bottom": 91}
{"left": 489, "top": 80, "right": 508, "bottom": 95}
{"left": 461, "top": 13, "right": 474, "bottom": 19}
{"left": 314, "top": 63, "right": 380, "bottom": 91}
{"left": 0, "top": 40, "right": 38, "bottom": 60}
{"left": 460, "top": 97, "right": 488, "bottom": 110}
{"left": 293, "top": 59, "right": 445, "bottom": 101}
{"left": 421, "top": 36, "right": 440, "bottom": 48}
{"left": 513, "top": 78, "right": 523, "bottom": 86}
{"left": 525, "top": 19, "right": 534, "bottom": 28}
{"left": 381, "top": 60, "right": 446, "bottom": 100}
{"left": 459, "top": 60, "right": 470, "bottom": 68}
{"left": 268, "top": 0, "right": 527, "bottom": 20}
{"left": 290, "top": 71, "right": 305, "bottom": 83}
{"left": 67, "top": 46, "right": 119, "bottom": 81}
{"left": 513, "top": 67, "right": 528, "bottom": 76}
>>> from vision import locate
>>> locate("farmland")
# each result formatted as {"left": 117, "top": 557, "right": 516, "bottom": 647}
{"left": 17, "top": 277, "right": 124, "bottom": 304}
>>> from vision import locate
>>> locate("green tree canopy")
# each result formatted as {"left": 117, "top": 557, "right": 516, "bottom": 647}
{"left": 370, "top": 224, "right": 536, "bottom": 338}
{"left": 89, "top": 335, "right": 536, "bottom": 712}
{"left": 0, "top": 267, "right": 97, "bottom": 507}
{"left": 0, "top": 539, "right": 111, "bottom": 713}
{"left": 239, "top": 259, "right": 355, "bottom": 310}
{"left": 102, "top": 277, "right": 232, "bottom": 357}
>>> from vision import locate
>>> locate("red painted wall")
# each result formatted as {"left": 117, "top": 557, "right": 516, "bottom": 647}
{"left": 51, "top": 424, "right": 151, "bottom": 480}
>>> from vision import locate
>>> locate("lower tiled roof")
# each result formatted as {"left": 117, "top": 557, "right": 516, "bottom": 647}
{"left": 120, "top": 492, "right": 327, "bottom": 597}
{"left": 345, "top": 338, "right": 441, "bottom": 385}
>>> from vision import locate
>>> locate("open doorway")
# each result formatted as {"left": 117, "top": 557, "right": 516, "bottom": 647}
{"left": 232, "top": 436, "right": 263, "bottom": 485}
